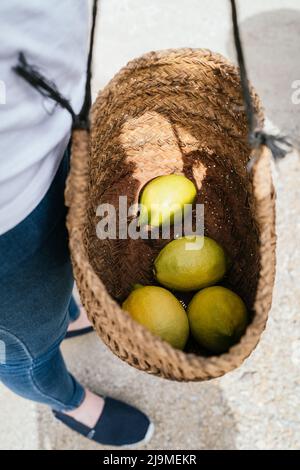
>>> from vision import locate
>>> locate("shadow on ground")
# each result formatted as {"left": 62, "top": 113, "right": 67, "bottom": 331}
{"left": 226, "top": 9, "right": 300, "bottom": 148}
{"left": 36, "top": 334, "right": 237, "bottom": 450}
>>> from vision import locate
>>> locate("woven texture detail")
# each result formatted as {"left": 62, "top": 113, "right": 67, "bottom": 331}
{"left": 66, "top": 49, "right": 275, "bottom": 381}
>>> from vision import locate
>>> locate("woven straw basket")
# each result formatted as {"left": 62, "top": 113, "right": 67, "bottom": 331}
{"left": 65, "top": 49, "right": 276, "bottom": 381}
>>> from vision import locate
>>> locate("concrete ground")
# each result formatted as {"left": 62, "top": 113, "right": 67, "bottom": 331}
{"left": 1, "top": 0, "right": 300, "bottom": 450}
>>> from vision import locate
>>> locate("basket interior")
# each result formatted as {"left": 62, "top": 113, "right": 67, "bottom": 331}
{"left": 87, "top": 50, "right": 263, "bottom": 356}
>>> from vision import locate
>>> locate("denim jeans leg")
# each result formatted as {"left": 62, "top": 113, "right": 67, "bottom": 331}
{"left": 0, "top": 150, "right": 85, "bottom": 411}
{"left": 0, "top": 327, "right": 85, "bottom": 411}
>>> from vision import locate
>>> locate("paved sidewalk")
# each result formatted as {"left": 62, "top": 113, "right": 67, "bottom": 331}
{"left": 1, "top": 0, "right": 300, "bottom": 450}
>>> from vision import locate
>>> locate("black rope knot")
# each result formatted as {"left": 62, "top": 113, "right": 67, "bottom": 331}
{"left": 13, "top": 52, "right": 80, "bottom": 126}
{"left": 12, "top": 0, "right": 98, "bottom": 131}
{"left": 230, "top": 0, "right": 293, "bottom": 166}
{"left": 249, "top": 130, "right": 293, "bottom": 160}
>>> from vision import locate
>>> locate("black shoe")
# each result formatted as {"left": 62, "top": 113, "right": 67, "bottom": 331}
{"left": 53, "top": 396, "right": 154, "bottom": 447}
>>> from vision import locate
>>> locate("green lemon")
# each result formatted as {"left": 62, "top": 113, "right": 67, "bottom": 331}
{"left": 187, "top": 286, "right": 248, "bottom": 353}
{"left": 139, "top": 174, "right": 197, "bottom": 227}
{"left": 122, "top": 285, "right": 189, "bottom": 350}
{"left": 154, "top": 236, "right": 227, "bottom": 291}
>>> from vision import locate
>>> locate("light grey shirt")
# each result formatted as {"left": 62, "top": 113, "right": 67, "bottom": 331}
{"left": 0, "top": 0, "right": 89, "bottom": 234}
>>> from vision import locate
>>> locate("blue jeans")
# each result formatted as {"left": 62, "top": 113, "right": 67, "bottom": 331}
{"left": 0, "top": 151, "right": 85, "bottom": 411}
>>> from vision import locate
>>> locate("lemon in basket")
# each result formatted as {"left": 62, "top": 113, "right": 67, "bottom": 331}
{"left": 122, "top": 285, "right": 189, "bottom": 350}
{"left": 139, "top": 174, "right": 197, "bottom": 227}
{"left": 187, "top": 286, "right": 248, "bottom": 353}
{"left": 154, "top": 235, "right": 227, "bottom": 291}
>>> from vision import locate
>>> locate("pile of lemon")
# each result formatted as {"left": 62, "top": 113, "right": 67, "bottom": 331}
{"left": 122, "top": 175, "right": 248, "bottom": 354}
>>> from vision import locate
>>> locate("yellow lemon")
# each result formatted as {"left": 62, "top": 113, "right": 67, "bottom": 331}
{"left": 154, "top": 236, "right": 227, "bottom": 291}
{"left": 122, "top": 285, "right": 189, "bottom": 350}
{"left": 187, "top": 286, "right": 248, "bottom": 353}
{"left": 139, "top": 174, "right": 197, "bottom": 227}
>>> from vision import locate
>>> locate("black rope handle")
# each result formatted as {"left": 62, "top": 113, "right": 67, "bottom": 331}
{"left": 13, "top": 0, "right": 99, "bottom": 130}
{"left": 77, "top": 0, "right": 98, "bottom": 126}
{"left": 230, "top": 0, "right": 292, "bottom": 162}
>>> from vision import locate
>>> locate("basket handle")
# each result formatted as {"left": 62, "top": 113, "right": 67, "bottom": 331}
{"left": 229, "top": 0, "right": 291, "bottom": 161}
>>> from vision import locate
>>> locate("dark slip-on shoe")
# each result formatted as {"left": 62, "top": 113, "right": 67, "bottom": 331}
{"left": 53, "top": 396, "right": 154, "bottom": 447}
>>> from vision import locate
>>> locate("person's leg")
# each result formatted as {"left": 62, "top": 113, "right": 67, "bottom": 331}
{"left": 0, "top": 327, "right": 84, "bottom": 411}
{"left": 68, "top": 296, "right": 80, "bottom": 322}
{"left": 0, "top": 153, "right": 84, "bottom": 411}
